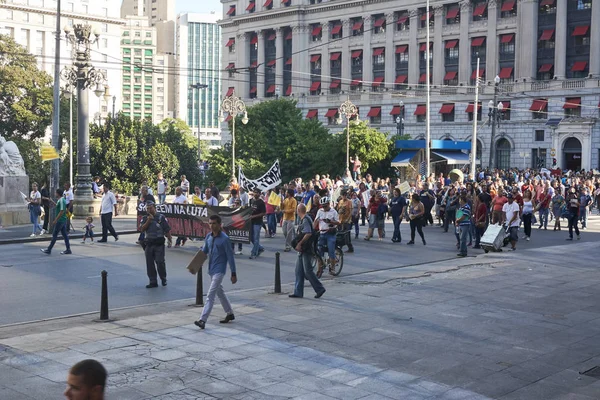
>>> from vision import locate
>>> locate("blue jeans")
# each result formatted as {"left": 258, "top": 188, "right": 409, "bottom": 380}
{"left": 392, "top": 215, "right": 402, "bottom": 242}
{"left": 579, "top": 207, "right": 588, "bottom": 228}
{"left": 293, "top": 251, "right": 324, "bottom": 297}
{"left": 352, "top": 215, "right": 359, "bottom": 237}
{"left": 29, "top": 207, "right": 41, "bottom": 234}
{"left": 158, "top": 194, "right": 166, "bottom": 204}
{"left": 47, "top": 220, "right": 71, "bottom": 252}
{"left": 318, "top": 232, "right": 336, "bottom": 260}
{"left": 538, "top": 208, "right": 549, "bottom": 229}
{"left": 459, "top": 225, "right": 469, "bottom": 255}
{"left": 251, "top": 224, "right": 264, "bottom": 256}
{"left": 267, "top": 213, "right": 277, "bottom": 235}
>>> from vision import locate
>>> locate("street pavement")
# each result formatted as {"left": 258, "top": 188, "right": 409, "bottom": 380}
{"left": 0, "top": 215, "right": 600, "bottom": 399}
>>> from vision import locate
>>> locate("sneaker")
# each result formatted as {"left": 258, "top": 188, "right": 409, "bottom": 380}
{"left": 525, "top": 237, "right": 530, "bottom": 241}
{"left": 258, "top": 248, "right": 265, "bottom": 255}
{"left": 29, "top": 233, "right": 36, "bottom": 237}
{"left": 40, "top": 229, "right": 46, "bottom": 235}
{"left": 510, "top": 247, "right": 516, "bottom": 251}
{"left": 235, "top": 251, "right": 243, "bottom": 255}
{"left": 61, "top": 250, "right": 72, "bottom": 255}
{"left": 40, "top": 248, "right": 51, "bottom": 255}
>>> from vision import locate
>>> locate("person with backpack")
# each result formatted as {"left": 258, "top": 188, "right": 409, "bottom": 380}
{"left": 289, "top": 203, "right": 325, "bottom": 299}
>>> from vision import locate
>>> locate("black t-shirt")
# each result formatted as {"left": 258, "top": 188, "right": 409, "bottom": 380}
{"left": 251, "top": 198, "right": 266, "bottom": 225}
{"left": 479, "top": 192, "right": 492, "bottom": 209}
{"left": 142, "top": 194, "right": 155, "bottom": 204}
{"left": 390, "top": 196, "right": 407, "bottom": 218}
{"left": 40, "top": 187, "right": 50, "bottom": 207}
{"left": 420, "top": 190, "right": 434, "bottom": 209}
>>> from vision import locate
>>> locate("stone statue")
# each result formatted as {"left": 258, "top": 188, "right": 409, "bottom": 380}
{"left": 0, "top": 135, "right": 27, "bottom": 176}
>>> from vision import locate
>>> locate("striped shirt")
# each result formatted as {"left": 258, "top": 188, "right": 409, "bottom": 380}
{"left": 458, "top": 203, "right": 471, "bottom": 226}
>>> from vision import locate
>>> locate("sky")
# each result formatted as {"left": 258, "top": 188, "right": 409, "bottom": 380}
{"left": 176, "top": 0, "right": 223, "bottom": 17}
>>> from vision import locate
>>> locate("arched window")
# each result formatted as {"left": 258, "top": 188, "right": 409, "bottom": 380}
{"left": 496, "top": 138, "right": 511, "bottom": 169}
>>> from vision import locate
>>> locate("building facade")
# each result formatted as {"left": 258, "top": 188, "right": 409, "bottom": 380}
{"left": 220, "top": 0, "right": 600, "bottom": 171}
{"left": 175, "top": 13, "right": 222, "bottom": 148}
{"left": 120, "top": 16, "right": 171, "bottom": 123}
{"left": 0, "top": 0, "right": 124, "bottom": 123}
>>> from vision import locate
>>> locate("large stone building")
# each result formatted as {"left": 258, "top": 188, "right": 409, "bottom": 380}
{"left": 219, "top": 0, "right": 600, "bottom": 171}
{"left": 175, "top": 13, "right": 222, "bottom": 148}
{"left": 0, "top": 0, "right": 124, "bottom": 123}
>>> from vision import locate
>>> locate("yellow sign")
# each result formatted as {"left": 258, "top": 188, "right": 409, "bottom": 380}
{"left": 41, "top": 145, "right": 60, "bottom": 162}
{"left": 267, "top": 191, "right": 281, "bottom": 207}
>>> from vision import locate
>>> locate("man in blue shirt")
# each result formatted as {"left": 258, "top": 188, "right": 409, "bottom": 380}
{"left": 195, "top": 214, "right": 238, "bottom": 330}
{"left": 455, "top": 195, "right": 471, "bottom": 257}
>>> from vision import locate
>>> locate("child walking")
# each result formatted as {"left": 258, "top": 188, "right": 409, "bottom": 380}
{"left": 82, "top": 217, "right": 95, "bottom": 244}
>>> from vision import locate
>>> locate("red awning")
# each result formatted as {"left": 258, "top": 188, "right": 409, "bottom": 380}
{"left": 445, "top": 40, "right": 458, "bottom": 49}
{"left": 501, "top": 34, "right": 514, "bottom": 43}
{"left": 395, "top": 75, "right": 407, "bottom": 84}
{"left": 285, "top": 57, "right": 292, "bottom": 65}
{"left": 352, "top": 20, "right": 363, "bottom": 31}
{"left": 367, "top": 107, "right": 381, "bottom": 117}
{"left": 396, "top": 45, "right": 408, "bottom": 54}
{"left": 501, "top": 101, "right": 510, "bottom": 110}
{"left": 286, "top": 85, "right": 292, "bottom": 96}
{"left": 264, "top": 0, "right": 272, "bottom": 7}
{"left": 439, "top": 104, "right": 455, "bottom": 114}
{"left": 246, "top": 2, "right": 255, "bottom": 11}
{"left": 350, "top": 79, "right": 361, "bottom": 86}
{"left": 325, "top": 109, "right": 338, "bottom": 118}
{"left": 330, "top": 52, "right": 341, "bottom": 61}
{"left": 419, "top": 43, "right": 431, "bottom": 52}
{"left": 267, "top": 33, "right": 276, "bottom": 41}
{"left": 330, "top": 80, "right": 340, "bottom": 88}
{"left": 396, "top": 15, "right": 408, "bottom": 24}
{"left": 539, "top": 29, "right": 554, "bottom": 41}
{"left": 419, "top": 73, "right": 427, "bottom": 83}
{"left": 225, "top": 115, "right": 232, "bottom": 122}
{"left": 444, "top": 71, "right": 457, "bottom": 81}
{"left": 225, "top": 38, "right": 235, "bottom": 47}
{"left": 312, "top": 25, "right": 322, "bottom": 36}
{"left": 529, "top": 99, "right": 547, "bottom": 111}
{"left": 465, "top": 103, "right": 481, "bottom": 113}
{"left": 538, "top": 63, "right": 553, "bottom": 73}
{"left": 249, "top": 61, "right": 257, "bottom": 68}
{"left": 471, "top": 37, "right": 485, "bottom": 47}
{"left": 571, "top": 61, "right": 588, "bottom": 72}
{"left": 373, "top": 48, "right": 384, "bottom": 56}
{"left": 473, "top": 3, "right": 487, "bottom": 16}
{"left": 374, "top": 18, "right": 385, "bottom": 27}
{"left": 285, "top": 31, "right": 292, "bottom": 40}
{"left": 540, "top": 0, "right": 555, "bottom": 5}
{"left": 414, "top": 105, "right": 427, "bottom": 116}
{"left": 501, "top": 0, "right": 515, "bottom": 12}
{"left": 309, "top": 81, "right": 321, "bottom": 91}
{"left": 572, "top": 25, "right": 589, "bottom": 36}
{"left": 226, "top": 87, "right": 234, "bottom": 96}
{"left": 226, "top": 5, "right": 236, "bottom": 15}
{"left": 250, "top": 87, "right": 257, "bottom": 94}
{"left": 498, "top": 67, "right": 513, "bottom": 79}
{"left": 563, "top": 98, "right": 581, "bottom": 109}
{"left": 225, "top": 63, "right": 235, "bottom": 70}
{"left": 351, "top": 50, "right": 362, "bottom": 58}
{"left": 267, "top": 59, "right": 276, "bottom": 66}
{"left": 446, "top": 8, "right": 459, "bottom": 19}
{"left": 421, "top": 11, "right": 433, "bottom": 21}
{"left": 267, "top": 85, "right": 276, "bottom": 93}
{"left": 471, "top": 69, "right": 484, "bottom": 79}
{"left": 250, "top": 36, "right": 258, "bottom": 45}
{"left": 310, "top": 54, "right": 321, "bottom": 63}
{"left": 372, "top": 77, "right": 384, "bottom": 87}
{"left": 306, "top": 109, "right": 318, "bottom": 119}
{"left": 390, "top": 105, "right": 401, "bottom": 115}
{"left": 331, "top": 24, "right": 342, "bottom": 35}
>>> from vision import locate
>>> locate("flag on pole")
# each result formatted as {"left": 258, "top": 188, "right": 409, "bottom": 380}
{"left": 41, "top": 145, "right": 60, "bottom": 162}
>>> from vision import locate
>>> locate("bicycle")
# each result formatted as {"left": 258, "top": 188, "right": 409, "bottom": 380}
{"left": 311, "top": 230, "right": 347, "bottom": 278}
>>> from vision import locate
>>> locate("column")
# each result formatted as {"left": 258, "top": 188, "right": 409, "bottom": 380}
{"left": 408, "top": 11, "right": 419, "bottom": 85}
{"left": 275, "top": 28, "right": 284, "bottom": 94}
{"left": 321, "top": 25, "right": 330, "bottom": 90}
{"left": 589, "top": 0, "right": 600, "bottom": 77}
{"left": 256, "top": 30, "right": 265, "bottom": 98}
{"left": 517, "top": 0, "right": 538, "bottom": 80}
{"left": 291, "top": 25, "right": 309, "bottom": 95}
{"left": 384, "top": 13, "right": 395, "bottom": 88}
{"left": 341, "top": 20, "right": 351, "bottom": 92}
{"left": 362, "top": 18, "right": 373, "bottom": 89}
{"left": 236, "top": 33, "right": 249, "bottom": 97}
{"left": 554, "top": 0, "right": 567, "bottom": 79}
{"left": 458, "top": 6, "right": 471, "bottom": 84}
{"left": 486, "top": 4, "right": 498, "bottom": 80}
{"left": 433, "top": 12, "right": 443, "bottom": 85}
{"left": 582, "top": 131, "right": 592, "bottom": 171}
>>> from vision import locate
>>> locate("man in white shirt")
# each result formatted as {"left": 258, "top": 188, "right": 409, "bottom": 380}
{"left": 157, "top": 172, "right": 168, "bottom": 204}
{"left": 98, "top": 183, "right": 119, "bottom": 243}
{"left": 204, "top": 188, "right": 219, "bottom": 206}
{"left": 173, "top": 186, "right": 189, "bottom": 247}
{"left": 238, "top": 186, "right": 249, "bottom": 206}
{"left": 314, "top": 196, "right": 340, "bottom": 277}
{"left": 63, "top": 182, "right": 74, "bottom": 232}
{"left": 502, "top": 193, "right": 520, "bottom": 251}
{"left": 180, "top": 175, "right": 190, "bottom": 196}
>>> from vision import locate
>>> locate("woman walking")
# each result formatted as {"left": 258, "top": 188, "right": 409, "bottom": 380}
{"left": 28, "top": 182, "right": 42, "bottom": 237}
{"left": 551, "top": 189, "right": 565, "bottom": 231}
{"left": 521, "top": 189, "right": 536, "bottom": 241}
{"left": 407, "top": 193, "right": 426, "bottom": 245}
{"left": 390, "top": 188, "right": 407, "bottom": 243}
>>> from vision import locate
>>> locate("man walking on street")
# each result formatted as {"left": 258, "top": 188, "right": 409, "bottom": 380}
{"left": 502, "top": 193, "right": 521, "bottom": 251}
{"left": 140, "top": 201, "right": 172, "bottom": 288}
{"left": 456, "top": 195, "right": 471, "bottom": 257}
{"left": 194, "top": 214, "right": 237, "bottom": 329}
{"left": 281, "top": 189, "right": 297, "bottom": 252}
{"left": 249, "top": 188, "right": 266, "bottom": 259}
{"left": 97, "top": 183, "right": 119, "bottom": 243}
{"left": 41, "top": 188, "right": 72, "bottom": 255}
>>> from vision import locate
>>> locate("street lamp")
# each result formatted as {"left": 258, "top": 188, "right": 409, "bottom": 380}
{"left": 336, "top": 97, "right": 358, "bottom": 169}
{"left": 218, "top": 92, "right": 248, "bottom": 178}
{"left": 488, "top": 75, "right": 501, "bottom": 168}
{"left": 395, "top": 101, "right": 405, "bottom": 136}
{"left": 61, "top": 84, "right": 74, "bottom": 186}
{"left": 60, "top": 23, "right": 107, "bottom": 215}
{"left": 189, "top": 83, "right": 209, "bottom": 163}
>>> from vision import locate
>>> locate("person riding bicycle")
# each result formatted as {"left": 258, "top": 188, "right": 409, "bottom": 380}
{"left": 314, "top": 196, "right": 340, "bottom": 277}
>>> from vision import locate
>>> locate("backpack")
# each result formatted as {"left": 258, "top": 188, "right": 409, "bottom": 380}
{"left": 292, "top": 216, "right": 314, "bottom": 253}
{"left": 377, "top": 202, "right": 388, "bottom": 219}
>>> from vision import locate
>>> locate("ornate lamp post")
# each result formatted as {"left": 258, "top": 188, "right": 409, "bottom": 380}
{"left": 336, "top": 97, "right": 358, "bottom": 169}
{"left": 395, "top": 101, "right": 405, "bottom": 136}
{"left": 487, "top": 75, "right": 501, "bottom": 168}
{"left": 60, "top": 84, "right": 74, "bottom": 186}
{"left": 61, "top": 23, "right": 107, "bottom": 216}
{"left": 219, "top": 93, "right": 248, "bottom": 178}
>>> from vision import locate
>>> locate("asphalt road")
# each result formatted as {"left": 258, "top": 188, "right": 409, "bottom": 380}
{"left": 1, "top": 215, "right": 599, "bottom": 325}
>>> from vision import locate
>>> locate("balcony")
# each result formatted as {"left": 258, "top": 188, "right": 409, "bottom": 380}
{"left": 562, "top": 79, "right": 585, "bottom": 89}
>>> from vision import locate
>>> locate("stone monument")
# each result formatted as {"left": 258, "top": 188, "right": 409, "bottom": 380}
{"left": 0, "top": 135, "right": 30, "bottom": 226}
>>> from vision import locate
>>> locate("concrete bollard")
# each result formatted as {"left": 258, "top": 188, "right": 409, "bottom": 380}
{"left": 195, "top": 269, "right": 204, "bottom": 306}
{"left": 99, "top": 270, "right": 109, "bottom": 321}
{"left": 274, "top": 252, "right": 281, "bottom": 294}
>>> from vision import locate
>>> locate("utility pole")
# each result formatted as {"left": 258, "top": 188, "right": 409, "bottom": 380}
{"left": 50, "top": 0, "right": 61, "bottom": 211}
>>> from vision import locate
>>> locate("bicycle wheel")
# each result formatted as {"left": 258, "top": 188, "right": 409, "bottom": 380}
{"left": 331, "top": 247, "right": 344, "bottom": 276}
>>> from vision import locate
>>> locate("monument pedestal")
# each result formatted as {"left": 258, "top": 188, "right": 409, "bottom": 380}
{"left": 72, "top": 197, "right": 102, "bottom": 220}
{"left": 0, "top": 176, "right": 30, "bottom": 227}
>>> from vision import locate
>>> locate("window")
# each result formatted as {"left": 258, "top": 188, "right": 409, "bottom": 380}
{"left": 499, "top": 36, "right": 515, "bottom": 57}
{"left": 351, "top": 17, "right": 364, "bottom": 36}
{"left": 419, "top": 7, "right": 434, "bottom": 28}
{"left": 246, "top": 0, "right": 255, "bottom": 13}
{"left": 157, "top": 78, "right": 164, "bottom": 84}
{"left": 368, "top": 107, "right": 381, "bottom": 124}
{"left": 445, "top": 4, "right": 460, "bottom": 25}
{"left": 264, "top": 0, "right": 273, "bottom": 10}
{"left": 440, "top": 104, "right": 455, "bottom": 122}
{"left": 102, "top": 7, "right": 108, "bottom": 16}
{"left": 396, "top": 47, "right": 409, "bottom": 63}
{"left": 67, "top": 2, "right": 73, "bottom": 11}
{"left": 445, "top": 40, "right": 459, "bottom": 60}
{"left": 102, "top": 24, "right": 108, "bottom": 33}
{"left": 327, "top": 111, "right": 339, "bottom": 126}
{"left": 539, "top": 0, "right": 557, "bottom": 15}
{"left": 500, "top": 0, "right": 517, "bottom": 18}
{"left": 23, "top": 12, "right": 29, "bottom": 22}
{"left": 415, "top": 104, "right": 427, "bottom": 123}
{"left": 123, "top": 31, "right": 130, "bottom": 36}
{"left": 532, "top": 148, "right": 547, "bottom": 168}
{"left": 535, "top": 130, "right": 545, "bottom": 142}
{"left": 372, "top": 14, "right": 386, "bottom": 34}
{"left": 102, "top": 38, "right": 108, "bottom": 48}
{"left": 564, "top": 97, "right": 581, "bottom": 117}
{"left": 530, "top": 99, "right": 548, "bottom": 119}
{"left": 495, "top": 138, "right": 511, "bottom": 170}
{"left": 500, "top": 102, "right": 511, "bottom": 120}
{"left": 330, "top": 21, "right": 342, "bottom": 39}
{"left": 135, "top": 31, "right": 141, "bottom": 37}
{"left": 311, "top": 24, "right": 322, "bottom": 42}
{"left": 467, "top": 102, "right": 482, "bottom": 121}
{"left": 572, "top": 26, "right": 590, "bottom": 47}
{"left": 577, "top": 0, "right": 592, "bottom": 10}
{"left": 395, "top": 11, "right": 409, "bottom": 31}
{"left": 6, "top": 10, "right": 13, "bottom": 20}
{"left": 309, "top": 0, "right": 322, "bottom": 4}
{"left": 472, "top": 1, "right": 488, "bottom": 21}
{"left": 146, "top": 32, "right": 152, "bottom": 38}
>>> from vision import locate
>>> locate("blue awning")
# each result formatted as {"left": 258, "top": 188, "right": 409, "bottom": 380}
{"left": 546, "top": 118, "right": 562, "bottom": 127}
{"left": 432, "top": 150, "right": 474, "bottom": 165}
{"left": 395, "top": 139, "right": 472, "bottom": 150}
{"left": 391, "top": 150, "right": 419, "bottom": 167}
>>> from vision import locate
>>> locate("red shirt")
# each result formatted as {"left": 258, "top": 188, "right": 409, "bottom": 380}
{"left": 493, "top": 196, "right": 507, "bottom": 212}
{"left": 475, "top": 202, "right": 488, "bottom": 223}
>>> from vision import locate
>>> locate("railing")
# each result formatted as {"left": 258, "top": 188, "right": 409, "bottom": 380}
{"left": 562, "top": 79, "right": 585, "bottom": 89}
{"left": 440, "top": 87, "right": 458, "bottom": 95}
{"left": 531, "top": 81, "right": 550, "bottom": 91}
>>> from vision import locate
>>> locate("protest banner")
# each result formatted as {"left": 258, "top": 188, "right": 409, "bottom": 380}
{"left": 267, "top": 191, "right": 281, "bottom": 207}
{"left": 398, "top": 181, "right": 411, "bottom": 195}
{"left": 238, "top": 160, "right": 282, "bottom": 192}
{"left": 137, "top": 203, "right": 252, "bottom": 243}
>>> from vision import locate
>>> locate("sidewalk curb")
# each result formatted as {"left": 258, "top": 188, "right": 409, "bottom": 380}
{"left": 0, "top": 230, "right": 139, "bottom": 245}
